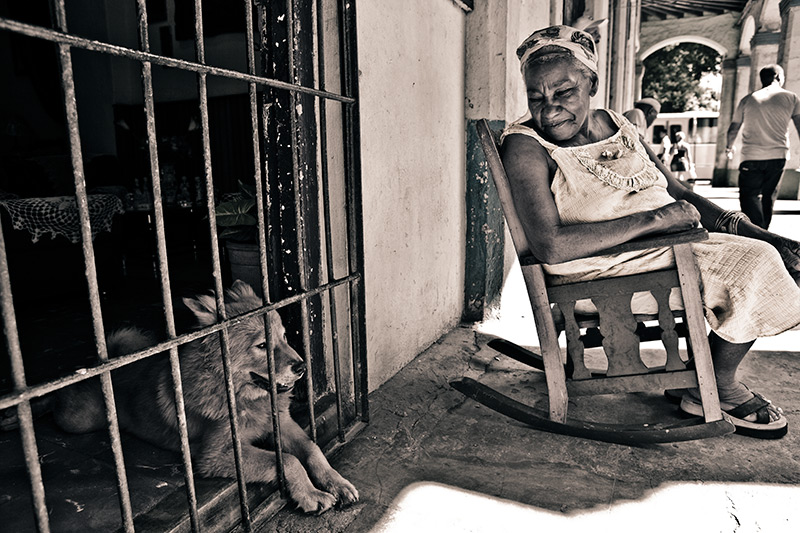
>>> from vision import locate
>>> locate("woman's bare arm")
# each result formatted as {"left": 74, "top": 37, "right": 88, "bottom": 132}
{"left": 500, "top": 133, "right": 700, "bottom": 264}
{"left": 642, "top": 142, "right": 800, "bottom": 281}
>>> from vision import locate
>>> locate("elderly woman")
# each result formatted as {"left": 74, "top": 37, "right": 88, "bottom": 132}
{"left": 501, "top": 25, "right": 800, "bottom": 439}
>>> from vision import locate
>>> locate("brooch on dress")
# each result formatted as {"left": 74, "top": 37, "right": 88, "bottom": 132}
{"left": 600, "top": 148, "right": 624, "bottom": 159}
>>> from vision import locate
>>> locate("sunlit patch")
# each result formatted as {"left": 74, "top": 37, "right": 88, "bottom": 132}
{"left": 368, "top": 481, "right": 800, "bottom": 532}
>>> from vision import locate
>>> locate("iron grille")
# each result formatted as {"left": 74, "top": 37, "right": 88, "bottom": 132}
{"left": 0, "top": 0, "right": 367, "bottom": 531}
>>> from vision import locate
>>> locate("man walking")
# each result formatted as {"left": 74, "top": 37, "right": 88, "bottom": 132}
{"left": 726, "top": 64, "right": 800, "bottom": 229}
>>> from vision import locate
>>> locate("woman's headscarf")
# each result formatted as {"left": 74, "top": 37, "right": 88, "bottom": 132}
{"left": 516, "top": 25, "right": 598, "bottom": 76}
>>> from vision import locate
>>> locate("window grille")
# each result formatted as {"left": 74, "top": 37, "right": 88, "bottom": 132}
{"left": 0, "top": 0, "right": 367, "bottom": 531}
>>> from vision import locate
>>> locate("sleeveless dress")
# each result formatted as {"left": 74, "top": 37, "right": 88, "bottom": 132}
{"left": 501, "top": 109, "right": 800, "bottom": 343}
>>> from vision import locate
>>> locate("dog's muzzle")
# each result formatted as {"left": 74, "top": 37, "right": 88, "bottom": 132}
{"left": 249, "top": 372, "right": 295, "bottom": 393}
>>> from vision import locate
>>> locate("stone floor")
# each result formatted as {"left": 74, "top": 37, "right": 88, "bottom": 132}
{"left": 263, "top": 184, "right": 800, "bottom": 532}
{"left": 262, "top": 324, "right": 800, "bottom": 533}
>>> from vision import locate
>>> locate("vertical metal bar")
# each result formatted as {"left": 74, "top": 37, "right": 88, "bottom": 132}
{"left": 255, "top": 0, "right": 288, "bottom": 497}
{"left": 338, "top": 0, "right": 369, "bottom": 422}
{"left": 315, "top": 0, "right": 345, "bottom": 441}
{"left": 258, "top": 101, "right": 288, "bottom": 498}
{"left": 246, "top": 4, "right": 280, "bottom": 478}
{"left": 134, "top": 2, "right": 201, "bottom": 530}
{"left": 193, "top": 1, "right": 254, "bottom": 527}
{"left": 285, "top": 0, "right": 319, "bottom": 444}
{"left": 247, "top": 0, "right": 271, "bottom": 306}
{"left": 0, "top": 220, "right": 49, "bottom": 533}
{"left": 51, "top": 2, "right": 135, "bottom": 530}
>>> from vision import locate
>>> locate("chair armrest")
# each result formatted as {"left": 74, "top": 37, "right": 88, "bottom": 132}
{"left": 520, "top": 227, "right": 708, "bottom": 266}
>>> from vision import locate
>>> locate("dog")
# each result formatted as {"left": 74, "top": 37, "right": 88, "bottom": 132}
{"left": 53, "top": 280, "right": 358, "bottom": 514}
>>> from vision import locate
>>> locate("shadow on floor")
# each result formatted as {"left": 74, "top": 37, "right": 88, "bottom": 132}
{"left": 263, "top": 325, "right": 800, "bottom": 533}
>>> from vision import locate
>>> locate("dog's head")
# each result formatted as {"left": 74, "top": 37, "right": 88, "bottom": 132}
{"left": 182, "top": 281, "right": 306, "bottom": 400}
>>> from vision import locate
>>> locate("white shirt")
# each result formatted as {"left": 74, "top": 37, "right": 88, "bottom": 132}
{"left": 732, "top": 83, "right": 800, "bottom": 160}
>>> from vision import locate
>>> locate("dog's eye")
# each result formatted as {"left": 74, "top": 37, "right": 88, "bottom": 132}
{"left": 256, "top": 342, "right": 267, "bottom": 350}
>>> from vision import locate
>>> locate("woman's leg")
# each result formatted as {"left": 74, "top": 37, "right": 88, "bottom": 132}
{"left": 708, "top": 331, "right": 755, "bottom": 406}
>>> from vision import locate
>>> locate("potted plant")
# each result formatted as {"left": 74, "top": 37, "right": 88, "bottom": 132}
{"left": 215, "top": 180, "right": 263, "bottom": 292}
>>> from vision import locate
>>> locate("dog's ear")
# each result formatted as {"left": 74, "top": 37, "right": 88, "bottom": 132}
{"left": 183, "top": 294, "right": 218, "bottom": 325}
{"left": 227, "top": 280, "right": 259, "bottom": 302}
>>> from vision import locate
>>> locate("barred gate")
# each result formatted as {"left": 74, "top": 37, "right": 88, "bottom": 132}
{"left": 0, "top": 0, "right": 367, "bottom": 531}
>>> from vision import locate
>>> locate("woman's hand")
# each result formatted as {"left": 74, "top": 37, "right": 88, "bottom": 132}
{"left": 774, "top": 236, "right": 800, "bottom": 287}
{"left": 653, "top": 200, "right": 701, "bottom": 233}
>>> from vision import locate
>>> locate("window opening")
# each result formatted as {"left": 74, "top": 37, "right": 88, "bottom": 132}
{"left": 0, "top": 0, "right": 367, "bottom": 531}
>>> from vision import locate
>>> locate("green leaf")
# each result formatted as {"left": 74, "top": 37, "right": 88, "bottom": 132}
{"left": 215, "top": 198, "right": 256, "bottom": 227}
{"left": 238, "top": 179, "right": 256, "bottom": 199}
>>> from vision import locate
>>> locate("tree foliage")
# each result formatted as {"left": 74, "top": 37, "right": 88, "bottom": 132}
{"left": 642, "top": 43, "right": 721, "bottom": 112}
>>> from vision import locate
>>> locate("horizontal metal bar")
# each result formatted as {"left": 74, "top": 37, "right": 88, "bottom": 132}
{"left": 0, "top": 272, "right": 362, "bottom": 410}
{"left": 0, "top": 17, "right": 355, "bottom": 104}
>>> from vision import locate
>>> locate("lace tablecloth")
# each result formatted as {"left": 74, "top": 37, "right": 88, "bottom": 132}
{"left": 0, "top": 194, "right": 125, "bottom": 243}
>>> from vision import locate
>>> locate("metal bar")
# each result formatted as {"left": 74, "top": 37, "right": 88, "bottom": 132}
{"left": 339, "top": 0, "right": 369, "bottom": 422}
{"left": 193, "top": 0, "right": 253, "bottom": 527}
{"left": 0, "top": 220, "right": 49, "bottom": 533}
{"left": 0, "top": 17, "right": 354, "bottom": 103}
{"left": 0, "top": 273, "right": 361, "bottom": 411}
{"left": 256, "top": 0, "right": 288, "bottom": 497}
{"left": 316, "top": 0, "right": 345, "bottom": 442}
{"left": 134, "top": 1, "right": 201, "bottom": 529}
{"left": 285, "top": 0, "right": 318, "bottom": 444}
{"left": 51, "top": 1, "right": 135, "bottom": 530}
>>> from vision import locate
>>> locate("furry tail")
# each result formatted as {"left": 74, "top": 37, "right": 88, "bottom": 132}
{"left": 106, "top": 326, "right": 156, "bottom": 358}
{"left": 53, "top": 327, "right": 156, "bottom": 434}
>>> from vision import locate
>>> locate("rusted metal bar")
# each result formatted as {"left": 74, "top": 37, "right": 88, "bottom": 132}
{"left": 0, "top": 272, "right": 360, "bottom": 412}
{"left": 134, "top": 1, "right": 201, "bottom": 529}
{"left": 285, "top": 0, "right": 319, "bottom": 444}
{"left": 0, "top": 219, "right": 49, "bottom": 532}
{"left": 0, "top": 16, "right": 354, "bottom": 105}
{"left": 339, "top": 0, "right": 369, "bottom": 422}
{"left": 52, "top": 1, "right": 135, "bottom": 530}
{"left": 193, "top": 0, "right": 253, "bottom": 527}
{"left": 316, "top": 0, "right": 346, "bottom": 442}
{"left": 255, "top": 0, "right": 288, "bottom": 499}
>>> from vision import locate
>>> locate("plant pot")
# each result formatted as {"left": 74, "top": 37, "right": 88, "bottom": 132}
{"left": 224, "top": 241, "right": 263, "bottom": 296}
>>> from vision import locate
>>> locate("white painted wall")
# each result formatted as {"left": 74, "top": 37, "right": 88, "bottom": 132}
{"left": 357, "top": 1, "right": 467, "bottom": 389}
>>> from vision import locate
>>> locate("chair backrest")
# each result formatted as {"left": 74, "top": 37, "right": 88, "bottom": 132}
{"left": 475, "top": 119, "right": 533, "bottom": 258}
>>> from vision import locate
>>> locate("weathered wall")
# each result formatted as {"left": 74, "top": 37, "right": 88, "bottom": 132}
{"left": 357, "top": 0, "right": 468, "bottom": 389}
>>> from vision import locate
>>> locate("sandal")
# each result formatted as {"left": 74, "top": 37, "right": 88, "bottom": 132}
{"left": 679, "top": 392, "right": 788, "bottom": 439}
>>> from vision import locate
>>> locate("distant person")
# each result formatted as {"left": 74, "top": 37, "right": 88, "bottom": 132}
{"left": 726, "top": 64, "right": 800, "bottom": 229}
{"left": 656, "top": 130, "right": 671, "bottom": 165}
{"left": 623, "top": 97, "right": 661, "bottom": 138}
{"left": 670, "top": 131, "right": 696, "bottom": 189}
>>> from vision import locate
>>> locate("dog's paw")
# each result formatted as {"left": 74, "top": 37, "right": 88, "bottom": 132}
{"left": 293, "top": 487, "right": 338, "bottom": 515}
{"left": 319, "top": 471, "right": 359, "bottom": 506}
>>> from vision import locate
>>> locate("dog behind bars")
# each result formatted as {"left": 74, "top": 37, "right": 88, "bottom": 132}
{"left": 53, "top": 280, "right": 358, "bottom": 514}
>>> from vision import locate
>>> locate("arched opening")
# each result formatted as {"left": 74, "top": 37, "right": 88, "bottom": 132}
{"left": 640, "top": 42, "right": 724, "bottom": 181}
{"left": 642, "top": 42, "right": 723, "bottom": 113}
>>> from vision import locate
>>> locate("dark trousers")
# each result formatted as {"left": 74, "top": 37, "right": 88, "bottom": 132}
{"left": 738, "top": 158, "right": 785, "bottom": 229}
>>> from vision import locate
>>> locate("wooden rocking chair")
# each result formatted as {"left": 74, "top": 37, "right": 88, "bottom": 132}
{"left": 451, "top": 119, "right": 735, "bottom": 444}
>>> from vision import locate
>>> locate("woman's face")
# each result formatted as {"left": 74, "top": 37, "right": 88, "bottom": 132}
{"left": 524, "top": 57, "right": 595, "bottom": 144}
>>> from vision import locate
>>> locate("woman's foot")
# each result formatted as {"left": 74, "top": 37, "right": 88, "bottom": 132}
{"left": 679, "top": 387, "right": 788, "bottom": 439}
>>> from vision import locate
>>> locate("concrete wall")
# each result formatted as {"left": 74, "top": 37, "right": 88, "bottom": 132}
{"left": 357, "top": 1, "right": 468, "bottom": 389}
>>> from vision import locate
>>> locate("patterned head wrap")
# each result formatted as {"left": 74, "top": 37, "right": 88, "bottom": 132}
{"left": 516, "top": 25, "right": 598, "bottom": 76}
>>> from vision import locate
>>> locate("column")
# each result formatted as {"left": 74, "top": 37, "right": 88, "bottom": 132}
{"left": 463, "top": 1, "right": 509, "bottom": 321}
{"left": 713, "top": 57, "right": 738, "bottom": 186}
{"left": 780, "top": 0, "right": 800, "bottom": 199}
{"left": 749, "top": 31, "right": 780, "bottom": 90}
